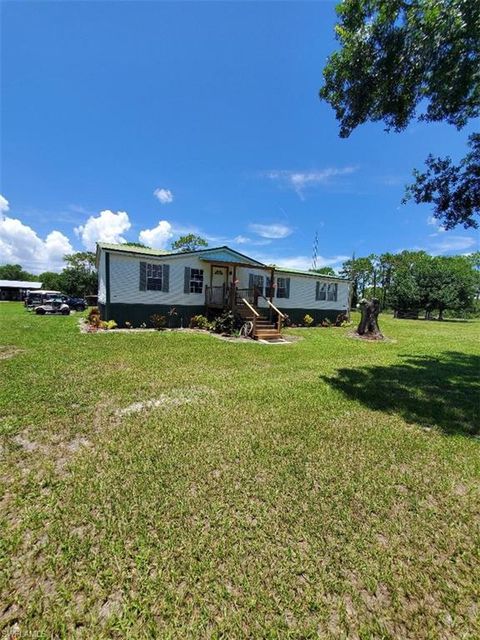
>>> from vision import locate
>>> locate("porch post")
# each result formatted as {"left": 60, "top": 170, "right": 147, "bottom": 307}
{"left": 269, "top": 266, "right": 275, "bottom": 302}
{"left": 231, "top": 264, "right": 237, "bottom": 310}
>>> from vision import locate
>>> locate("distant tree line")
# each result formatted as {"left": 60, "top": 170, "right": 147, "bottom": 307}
{"left": 340, "top": 252, "right": 480, "bottom": 319}
{"left": 0, "top": 252, "right": 97, "bottom": 297}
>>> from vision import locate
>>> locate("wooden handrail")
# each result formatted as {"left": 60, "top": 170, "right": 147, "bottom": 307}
{"left": 241, "top": 297, "right": 260, "bottom": 317}
{"left": 265, "top": 299, "right": 285, "bottom": 319}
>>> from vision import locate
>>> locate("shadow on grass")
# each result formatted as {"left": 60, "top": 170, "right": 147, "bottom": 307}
{"left": 323, "top": 351, "right": 480, "bottom": 437}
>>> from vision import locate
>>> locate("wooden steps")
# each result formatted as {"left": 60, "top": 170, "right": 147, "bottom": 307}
{"left": 235, "top": 296, "right": 284, "bottom": 341}
{"left": 247, "top": 315, "right": 283, "bottom": 342}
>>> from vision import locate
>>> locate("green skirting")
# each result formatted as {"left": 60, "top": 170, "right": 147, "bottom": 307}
{"left": 99, "top": 303, "right": 346, "bottom": 328}
{"left": 99, "top": 303, "right": 206, "bottom": 328}
{"left": 279, "top": 308, "right": 346, "bottom": 325}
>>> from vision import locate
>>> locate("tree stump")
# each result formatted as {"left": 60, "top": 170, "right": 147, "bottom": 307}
{"left": 356, "top": 298, "right": 384, "bottom": 340}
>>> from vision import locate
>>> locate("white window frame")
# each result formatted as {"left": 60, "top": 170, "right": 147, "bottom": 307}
{"left": 147, "top": 263, "right": 163, "bottom": 291}
{"left": 251, "top": 274, "right": 264, "bottom": 295}
{"left": 327, "top": 283, "right": 338, "bottom": 302}
{"left": 189, "top": 268, "right": 204, "bottom": 294}
{"left": 276, "top": 277, "right": 287, "bottom": 299}
{"left": 317, "top": 282, "right": 327, "bottom": 301}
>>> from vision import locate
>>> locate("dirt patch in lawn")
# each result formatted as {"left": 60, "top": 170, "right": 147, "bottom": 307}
{"left": 0, "top": 346, "right": 23, "bottom": 360}
{"left": 115, "top": 385, "right": 215, "bottom": 417}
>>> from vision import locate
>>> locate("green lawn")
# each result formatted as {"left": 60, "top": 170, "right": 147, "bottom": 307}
{"left": 1, "top": 303, "right": 479, "bottom": 639}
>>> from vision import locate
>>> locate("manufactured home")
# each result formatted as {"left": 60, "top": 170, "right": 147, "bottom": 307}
{"left": 96, "top": 243, "right": 350, "bottom": 338}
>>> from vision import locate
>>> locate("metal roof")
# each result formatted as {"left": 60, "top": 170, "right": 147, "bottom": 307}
{"left": 96, "top": 242, "right": 171, "bottom": 257}
{"left": 275, "top": 267, "right": 348, "bottom": 281}
{"left": 96, "top": 243, "right": 265, "bottom": 266}
{"left": 0, "top": 280, "right": 43, "bottom": 289}
{"left": 96, "top": 243, "right": 349, "bottom": 280}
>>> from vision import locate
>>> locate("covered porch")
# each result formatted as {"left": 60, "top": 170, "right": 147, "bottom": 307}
{"left": 203, "top": 259, "right": 275, "bottom": 312}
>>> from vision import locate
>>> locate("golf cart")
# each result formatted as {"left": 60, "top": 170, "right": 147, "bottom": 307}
{"left": 35, "top": 297, "right": 71, "bottom": 315}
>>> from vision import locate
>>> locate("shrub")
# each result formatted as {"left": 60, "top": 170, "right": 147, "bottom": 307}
{"left": 303, "top": 314, "right": 314, "bottom": 327}
{"left": 150, "top": 314, "right": 167, "bottom": 330}
{"left": 190, "top": 314, "right": 211, "bottom": 330}
{"left": 334, "top": 313, "right": 349, "bottom": 327}
{"left": 212, "top": 310, "right": 237, "bottom": 335}
{"left": 125, "top": 321, "right": 132, "bottom": 329}
{"left": 321, "top": 317, "right": 332, "bottom": 328}
{"left": 103, "top": 320, "right": 118, "bottom": 330}
{"left": 167, "top": 307, "right": 178, "bottom": 327}
{"left": 87, "top": 307, "right": 102, "bottom": 328}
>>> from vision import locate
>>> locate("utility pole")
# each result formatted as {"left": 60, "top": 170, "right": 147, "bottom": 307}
{"left": 311, "top": 231, "right": 318, "bottom": 271}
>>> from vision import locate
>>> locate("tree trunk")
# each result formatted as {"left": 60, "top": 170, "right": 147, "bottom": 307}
{"left": 439, "top": 308, "right": 444, "bottom": 321}
{"left": 356, "top": 298, "right": 383, "bottom": 339}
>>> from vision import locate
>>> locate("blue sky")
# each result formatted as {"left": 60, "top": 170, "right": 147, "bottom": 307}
{"left": 1, "top": 0, "right": 478, "bottom": 273}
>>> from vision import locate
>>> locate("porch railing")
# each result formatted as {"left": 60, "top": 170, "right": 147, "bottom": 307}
{"left": 265, "top": 298, "right": 285, "bottom": 333}
{"left": 205, "top": 285, "right": 229, "bottom": 307}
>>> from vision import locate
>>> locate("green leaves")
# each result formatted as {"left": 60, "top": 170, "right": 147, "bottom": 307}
{"left": 404, "top": 133, "right": 480, "bottom": 230}
{"left": 171, "top": 234, "right": 208, "bottom": 253}
{"left": 320, "top": 0, "right": 480, "bottom": 136}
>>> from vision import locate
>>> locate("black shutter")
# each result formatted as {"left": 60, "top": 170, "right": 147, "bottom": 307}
{"left": 139, "top": 262, "right": 147, "bottom": 291}
{"left": 248, "top": 274, "right": 254, "bottom": 291}
{"left": 266, "top": 276, "right": 271, "bottom": 298}
{"left": 162, "top": 264, "right": 170, "bottom": 292}
{"left": 285, "top": 277, "right": 290, "bottom": 299}
{"left": 315, "top": 281, "right": 320, "bottom": 301}
{"left": 184, "top": 267, "right": 191, "bottom": 294}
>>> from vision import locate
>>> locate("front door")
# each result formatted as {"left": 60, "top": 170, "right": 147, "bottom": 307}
{"left": 210, "top": 266, "right": 229, "bottom": 305}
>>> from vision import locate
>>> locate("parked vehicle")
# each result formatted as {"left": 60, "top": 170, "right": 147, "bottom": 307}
{"left": 25, "top": 291, "right": 87, "bottom": 311}
{"left": 25, "top": 290, "right": 62, "bottom": 308}
{"left": 35, "top": 298, "right": 71, "bottom": 315}
{"left": 64, "top": 296, "right": 87, "bottom": 311}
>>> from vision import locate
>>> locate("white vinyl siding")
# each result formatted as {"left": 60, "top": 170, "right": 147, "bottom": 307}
{"left": 101, "top": 249, "right": 349, "bottom": 311}
{"left": 97, "top": 251, "right": 106, "bottom": 304}
{"left": 109, "top": 253, "right": 207, "bottom": 306}
{"left": 273, "top": 272, "right": 349, "bottom": 310}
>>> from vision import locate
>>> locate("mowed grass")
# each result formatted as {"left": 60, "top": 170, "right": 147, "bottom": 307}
{"left": 0, "top": 303, "right": 479, "bottom": 639}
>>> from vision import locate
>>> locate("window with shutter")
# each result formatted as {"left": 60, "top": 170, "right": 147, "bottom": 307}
{"left": 276, "top": 277, "right": 288, "bottom": 298}
{"left": 317, "top": 282, "right": 327, "bottom": 300}
{"left": 146, "top": 263, "right": 163, "bottom": 290}
{"left": 189, "top": 268, "right": 204, "bottom": 293}
{"left": 327, "top": 283, "right": 338, "bottom": 301}
{"left": 249, "top": 274, "right": 264, "bottom": 296}
{"left": 162, "top": 264, "right": 170, "bottom": 292}
{"left": 139, "top": 262, "right": 147, "bottom": 291}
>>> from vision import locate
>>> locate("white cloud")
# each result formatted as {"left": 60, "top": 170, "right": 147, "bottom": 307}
{"left": 231, "top": 234, "right": 272, "bottom": 247}
{"left": 75, "top": 210, "right": 131, "bottom": 250}
{"left": 429, "top": 236, "right": 477, "bottom": 254}
{"left": 154, "top": 188, "right": 174, "bottom": 204}
{"left": 139, "top": 220, "right": 173, "bottom": 249}
{"left": 266, "top": 167, "right": 357, "bottom": 198}
{"left": 0, "top": 194, "right": 9, "bottom": 214}
{"left": 426, "top": 215, "right": 446, "bottom": 235}
{"left": 0, "top": 215, "right": 73, "bottom": 273}
{"left": 252, "top": 253, "right": 349, "bottom": 272}
{"left": 233, "top": 235, "right": 250, "bottom": 244}
{"left": 248, "top": 223, "right": 293, "bottom": 239}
